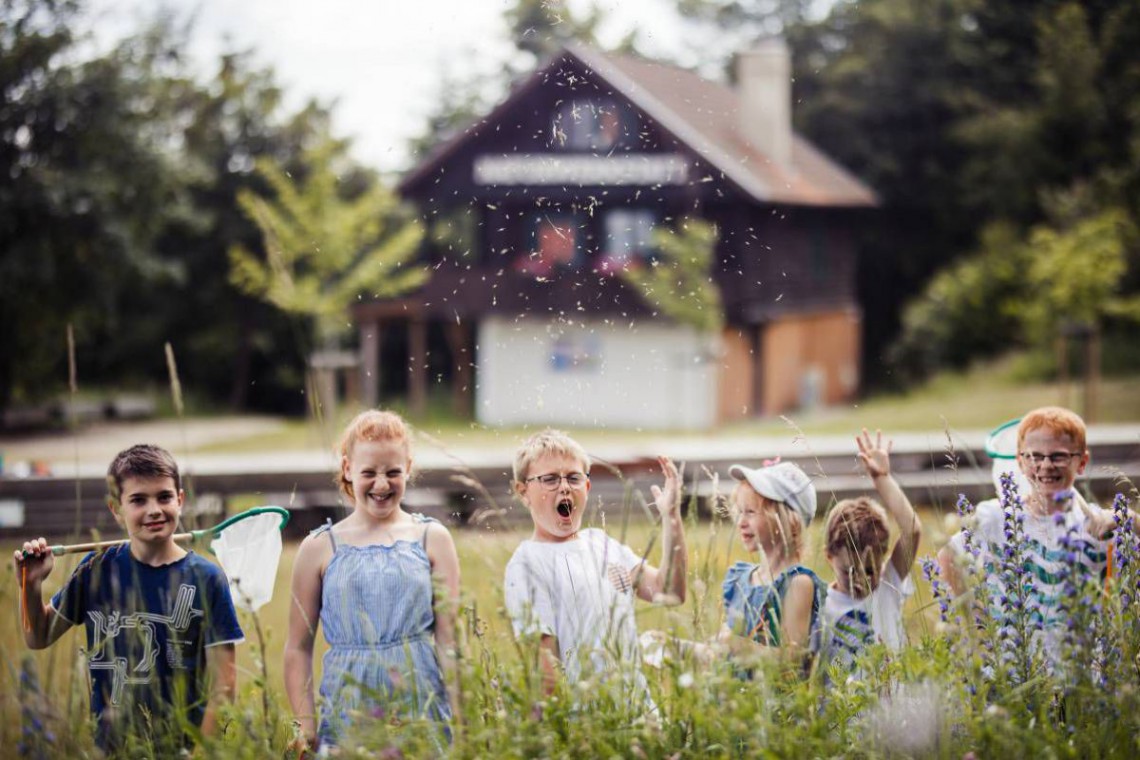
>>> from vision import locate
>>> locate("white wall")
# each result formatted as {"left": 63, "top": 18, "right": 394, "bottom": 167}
{"left": 476, "top": 316, "right": 718, "bottom": 429}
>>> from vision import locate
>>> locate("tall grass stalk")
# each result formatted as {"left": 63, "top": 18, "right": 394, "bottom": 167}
{"left": 5, "top": 463, "right": 1140, "bottom": 756}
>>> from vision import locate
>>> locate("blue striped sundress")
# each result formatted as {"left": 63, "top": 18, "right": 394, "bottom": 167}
{"left": 315, "top": 514, "right": 451, "bottom": 746}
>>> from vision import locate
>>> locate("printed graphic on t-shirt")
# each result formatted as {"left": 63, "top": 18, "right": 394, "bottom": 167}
{"left": 607, "top": 563, "right": 633, "bottom": 594}
{"left": 87, "top": 584, "right": 203, "bottom": 705}
{"left": 826, "top": 609, "right": 876, "bottom": 670}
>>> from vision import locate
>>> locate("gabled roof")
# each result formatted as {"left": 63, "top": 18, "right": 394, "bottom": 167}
{"left": 400, "top": 44, "right": 877, "bottom": 208}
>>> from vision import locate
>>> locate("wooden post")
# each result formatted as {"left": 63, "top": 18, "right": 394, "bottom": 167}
{"left": 1056, "top": 333, "right": 1070, "bottom": 409}
{"left": 1085, "top": 323, "right": 1100, "bottom": 423}
{"left": 360, "top": 319, "right": 381, "bottom": 409}
{"left": 752, "top": 324, "right": 766, "bottom": 417}
{"left": 409, "top": 317, "right": 427, "bottom": 418}
{"left": 444, "top": 320, "right": 473, "bottom": 417}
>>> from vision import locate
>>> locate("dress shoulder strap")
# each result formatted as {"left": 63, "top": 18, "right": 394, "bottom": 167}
{"left": 309, "top": 518, "right": 337, "bottom": 552}
{"left": 412, "top": 512, "right": 439, "bottom": 548}
{"left": 410, "top": 515, "right": 440, "bottom": 549}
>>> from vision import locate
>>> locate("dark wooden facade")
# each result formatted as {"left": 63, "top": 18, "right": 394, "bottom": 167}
{"left": 353, "top": 44, "right": 876, "bottom": 424}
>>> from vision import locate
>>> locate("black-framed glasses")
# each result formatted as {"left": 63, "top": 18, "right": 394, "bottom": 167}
{"left": 524, "top": 472, "right": 589, "bottom": 490}
{"left": 1019, "top": 451, "right": 1082, "bottom": 466}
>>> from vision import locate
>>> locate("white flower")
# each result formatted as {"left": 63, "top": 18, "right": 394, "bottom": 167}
{"left": 678, "top": 672, "right": 694, "bottom": 688}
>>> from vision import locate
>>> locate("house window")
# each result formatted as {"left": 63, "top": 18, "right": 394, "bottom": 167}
{"left": 598, "top": 209, "right": 656, "bottom": 273}
{"left": 515, "top": 214, "right": 582, "bottom": 276}
{"left": 551, "top": 99, "right": 624, "bottom": 151}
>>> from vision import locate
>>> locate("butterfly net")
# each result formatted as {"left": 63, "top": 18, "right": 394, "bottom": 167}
{"left": 210, "top": 508, "right": 288, "bottom": 612}
{"left": 984, "top": 418, "right": 1031, "bottom": 497}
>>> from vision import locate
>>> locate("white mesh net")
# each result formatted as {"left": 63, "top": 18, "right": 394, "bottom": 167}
{"left": 211, "top": 511, "right": 285, "bottom": 612}
{"left": 984, "top": 419, "right": 1032, "bottom": 498}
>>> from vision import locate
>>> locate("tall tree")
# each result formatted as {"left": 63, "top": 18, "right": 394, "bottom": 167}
{"left": 229, "top": 132, "right": 427, "bottom": 351}
{"left": 153, "top": 51, "right": 324, "bottom": 412}
{"left": 0, "top": 0, "right": 188, "bottom": 417}
{"left": 505, "top": 0, "right": 605, "bottom": 60}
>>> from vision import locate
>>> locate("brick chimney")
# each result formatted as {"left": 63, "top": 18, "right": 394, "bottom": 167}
{"left": 736, "top": 38, "right": 792, "bottom": 168}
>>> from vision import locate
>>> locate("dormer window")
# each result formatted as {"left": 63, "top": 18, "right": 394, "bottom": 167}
{"left": 551, "top": 99, "right": 624, "bottom": 152}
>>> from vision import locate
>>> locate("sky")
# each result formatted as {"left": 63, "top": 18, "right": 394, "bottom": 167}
{"left": 88, "top": 0, "right": 694, "bottom": 174}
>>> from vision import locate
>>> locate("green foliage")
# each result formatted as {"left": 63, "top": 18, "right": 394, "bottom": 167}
{"left": 619, "top": 218, "right": 723, "bottom": 334}
{"left": 891, "top": 208, "right": 1140, "bottom": 379}
{"left": 889, "top": 222, "right": 1033, "bottom": 379}
{"left": 674, "top": 0, "right": 1140, "bottom": 383}
{"left": 229, "top": 136, "right": 427, "bottom": 347}
{"left": 5, "top": 487, "right": 1140, "bottom": 758}
{"left": 1023, "top": 208, "right": 1140, "bottom": 330}
{"left": 504, "top": 0, "right": 604, "bottom": 60}
{"left": 0, "top": 0, "right": 190, "bottom": 410}
{"left": 0, "top": 3, "right": 365, "bottom": 417}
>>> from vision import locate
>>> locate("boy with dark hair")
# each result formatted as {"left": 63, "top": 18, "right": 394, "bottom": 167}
{"left": 14, "top": 444, "right": 244, "bottom": 751}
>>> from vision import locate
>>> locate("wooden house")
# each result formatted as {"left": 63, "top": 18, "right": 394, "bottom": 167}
{"left": 351, "top": 40, "right": 877, "bottom": 429}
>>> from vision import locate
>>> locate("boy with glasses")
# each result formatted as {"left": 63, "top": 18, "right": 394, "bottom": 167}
{"left": 937, "top": 406, "right": 1140, "bottom": 661}
{"left": 503, "top": 429, "right": 686, "bottom": 702}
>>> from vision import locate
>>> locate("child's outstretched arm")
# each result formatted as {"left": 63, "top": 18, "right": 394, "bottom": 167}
{"left": 283, "top": 534, "right": 325, "bottom": 751}
{"left": 857, "top": 429, "right": 923, "bottom": 580}
{"left": 425, "top": 522, "right": 461, "bottom": 717}
{"left": 12, "top": 538, "right": 72, "bottom": 649}
{"left": 1072, "top": 490, "right": 1140, "bottom": 540}
{"left": 635, "top": 456, "right": 687, "bottom": 605}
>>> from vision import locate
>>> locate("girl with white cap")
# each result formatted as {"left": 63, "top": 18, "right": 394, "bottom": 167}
{"left": 717, "top": 459, "right": 827, "bottom": 672}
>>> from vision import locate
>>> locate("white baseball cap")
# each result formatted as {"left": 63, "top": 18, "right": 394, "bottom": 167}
{"left": 728, "top": 461, "right": 817, "bottom": 527}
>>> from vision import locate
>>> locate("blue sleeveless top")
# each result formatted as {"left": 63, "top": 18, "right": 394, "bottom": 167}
{"left": 722, "top": 562, "right": 826, "bottom": 651}
{"left": 315, "top": 514, "right": 451, "bottom": 746}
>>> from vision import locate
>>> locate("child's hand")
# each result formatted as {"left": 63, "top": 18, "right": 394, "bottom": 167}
{"left": 1073, "top": 491, "right": 1116, "bottom": 540}
{"left": 650, "top": 456, "right": 681, "bottom": 519}
{"left": 12, "top": 538, "right": 54, "bottom": 586}
{"left": 856, "top": 428, "right": 892, "bottom": 479}
{"left": 285, "top": 734, "right": 318, "bottom": 760}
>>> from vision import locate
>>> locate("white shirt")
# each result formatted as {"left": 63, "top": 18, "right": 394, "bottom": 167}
{"left": 948, "top": 497, "right": 1109, "bottom": 661}
{"left": 822, "top": 562, "right": 914, "bottom": 670}
{"left": 504, "top": 528, "right": 645, "bottom": 685}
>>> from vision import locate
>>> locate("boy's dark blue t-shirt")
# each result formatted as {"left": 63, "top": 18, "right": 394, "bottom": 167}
{"left": 50, "top": 545, "right": 244, "bottom": 741}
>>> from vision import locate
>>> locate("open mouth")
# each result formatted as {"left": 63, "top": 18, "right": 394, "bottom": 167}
{"left": 370, "top": 492, "right": 394, "bottom": 504}
{"left": 556, "top": 499, "right": 573, "bottom": 519}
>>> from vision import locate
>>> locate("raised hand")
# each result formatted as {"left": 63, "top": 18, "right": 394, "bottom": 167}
{"left": 649, "top": 456, "right": 681, "bottom": 519}
{"left": 856, "top": 428, "right": 893, "bottom": 479}
{"left": 13, "top": 538, "right": 54, "bottom": 586}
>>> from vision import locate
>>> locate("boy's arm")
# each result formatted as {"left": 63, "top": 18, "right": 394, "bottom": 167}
{"left": 856, "top": 430, "right": 922, "bottom": 580}
{"left": 504, "top": 557, "right": 561, "bottom": 694}
{"left": 283, "top": 535, "right": 325, "bottom": 749}
{"left": 201, "top": 642, "right": 237, "bottom": 738}
{"left": 1073, "top": 491, "right": 1140, "bottom": 540}
{"left": 425, "top": 522, "right": 461, "bottom": 717}
{"left": 634, "top": 456, "right": 687, "bottom": 605}
{"left": 13, "top": 539, "right": 73, "bottom": 649}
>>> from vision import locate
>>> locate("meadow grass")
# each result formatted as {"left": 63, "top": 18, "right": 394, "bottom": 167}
{"left": 3, "top": 489, "right": 1138, "bottom": 758}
